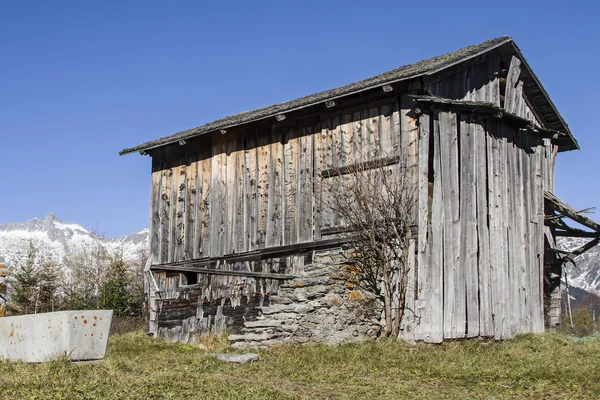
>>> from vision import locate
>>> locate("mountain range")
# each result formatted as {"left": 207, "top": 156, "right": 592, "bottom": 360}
{"left": 0, "top": 213, "right": 148, "bottom": 270}
{"left": 0, "top": 213, "right": 598, "bottom": 294}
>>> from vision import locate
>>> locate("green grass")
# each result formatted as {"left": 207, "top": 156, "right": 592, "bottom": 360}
{"left": 0, "top": 331, "right": 599, "bottom": 399}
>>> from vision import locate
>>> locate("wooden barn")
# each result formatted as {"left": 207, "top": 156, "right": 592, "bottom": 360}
{"left": 120, "top": 36, "right": 598, "bottom": 345}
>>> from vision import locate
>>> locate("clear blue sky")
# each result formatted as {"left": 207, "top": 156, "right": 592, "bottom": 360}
{"left": 1, "top": 1, "right": 598, "bottom": 237}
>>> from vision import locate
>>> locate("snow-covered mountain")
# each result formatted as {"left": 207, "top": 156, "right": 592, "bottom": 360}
{"left": 0, "top": 213, "right": 148, "bottom": 270}
{"left": 557, "top": 236, "right": 600, "bottom": 294}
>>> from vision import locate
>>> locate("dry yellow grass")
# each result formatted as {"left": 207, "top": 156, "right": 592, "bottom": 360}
{"left": 0, "top": 330, "right": 599, "bottom": 399}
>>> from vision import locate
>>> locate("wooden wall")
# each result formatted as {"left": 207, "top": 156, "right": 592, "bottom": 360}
{"left": 148, "top": 98, "right": 406, "bottom": 265}
{"left": 400, "top": 110, "right": 547, "bottom": 342}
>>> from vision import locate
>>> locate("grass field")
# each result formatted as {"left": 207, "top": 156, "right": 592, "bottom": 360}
{"left": 0, "top": 330, "right": 599, "bottom": 399}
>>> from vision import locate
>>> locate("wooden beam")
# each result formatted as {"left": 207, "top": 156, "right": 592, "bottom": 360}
{"left": 320, "top": 155, "right": 401, "bottom": 178}
{"left": 151, "top": 236, "right": 352, "bottom": 270}
{"left": 407, "top": 95, "right": 568, "bottom": 139}
{"left": 151, "top": 264, "right": 296, "bottom": 280}
{"left": 554, "top": 230, "right": 599, "bottom": 238}
{"left": 563, "top": 238, "right": 600, "bottom": 264}
{"left": 545, "top": 191, "right": 600, "bottom": 232}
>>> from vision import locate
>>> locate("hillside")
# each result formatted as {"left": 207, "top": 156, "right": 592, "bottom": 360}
{"left": 0, "top": 213, "right": 148, "bottom": 269}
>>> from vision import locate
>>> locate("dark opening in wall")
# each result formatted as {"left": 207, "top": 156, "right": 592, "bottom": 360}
{"left": 182, "top": 271, "right": 198, "bottom": 285}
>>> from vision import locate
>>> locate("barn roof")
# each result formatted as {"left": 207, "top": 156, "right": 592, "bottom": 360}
{"left": 120, "top": 36, "right": 577, "bottom": 155}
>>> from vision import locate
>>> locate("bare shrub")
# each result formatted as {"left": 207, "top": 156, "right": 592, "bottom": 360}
{"left": 323, "top": 152, "right": 417, "bottom": 337}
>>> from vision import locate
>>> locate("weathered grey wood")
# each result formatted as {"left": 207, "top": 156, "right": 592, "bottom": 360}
{"left": 341, "top": 113, "right": 353, "bottom": 166}
{"left": 150, "top": 159, "right": 162, "bottom": 265}
{"left": 486, "top": 119, "right": 503, "bottom": 339}
{"left": 504, "top": 124, "right": 520, "bottom": 335}
{"left": 256, "top": 131, "right": 270, "bottom": 248}
{"left": 185, "top": 155, "right": 197, "bottom": 260}
{"left": 211, "top": 133, "right": 226, "bottom": 257}
{"left": 391, "top": 101, "right": 401, "bottom": 156}
{"left": 283, "top": 127, "right": 299, "bottom": 245}
{"left": 439, "top": 111, "right": 463, "bottom": 339}
{"left": 504, "top": 56, "right": 522, "bottom": 114}
{"left": 266, "top": 128, "right": 283, "bottom": 247}
{"left": 225, "top": 137, "right": 237, "bottom": 255}
{"left": 234, "top": 144, "right": 245, "bottom": 253}
{"left": 368, "top": 107, "right": 380, "bottom": 155}
{"left": 352, "top": 111, "right": 364, "bottom": 163}
{"left": 460, "top": 117, "right": 479, "bottom": 337}
{"left": 379, "top": 104, "right": 392, "bottom": 156}
{"left": 498, "top": 122, "right": 512, "bottom": 339}
{"left": 314, "top": 121, "right": 324, "bottom": 240}
{"left": 474, "top": 117, "right": 493, "bottom": 337}
{"left": 244, "top": 133, "right": 258, "bottom": 251}
{"left": 429, "top": 111, "right": 444, "bottom": 343}
{"left": 415, "top": 111, "right": 430, "bottom": 340}
{"left": 199, "top": 153, "right": 212, "bottom": 257}
{"left": 160, "top": 165, "right": 172, "bottom": 263}
{"left": 298, "top": 126, "right": 314, "bottom": 242}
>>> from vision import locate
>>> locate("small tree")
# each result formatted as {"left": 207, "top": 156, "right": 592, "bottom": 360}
{"left": 8, "top": 241, "right": 41, "bottom": 315}
{"left": 99, "top": 253, "right": 139, "bottom": 316}
{"left": 324, "top": 153, "right": 417, "bottom": 337}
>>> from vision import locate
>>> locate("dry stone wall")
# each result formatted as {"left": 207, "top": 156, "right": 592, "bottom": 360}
{"left": 228, "top": 249, "right": 381, "bottom": 348}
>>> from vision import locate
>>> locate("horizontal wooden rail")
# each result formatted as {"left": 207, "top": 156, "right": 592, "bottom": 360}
{"left": 151, "top": 265, "right": 296, "bottom": 280}
{"left": 150, "top": 236, "right": 352, "bottom": 275}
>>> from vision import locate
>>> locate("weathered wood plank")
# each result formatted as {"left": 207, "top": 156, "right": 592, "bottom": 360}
{"left": 160, "top": 163, "right": 173, "bottom": 263}
{"left": 256, "top": 130, "right": 271, "bottom": 249}
{"left": 352, "top": 111, "right": 364, "bottom": 163}
{"left": 439, "top": 111, "right": 463, "bottom": 339}
{"left": 486, "top": 119, "right": 504, "bottom": 339}
{"left": 429, "top": 110, "right": 444, "bottom": 343}
{"left": 185, "top": 155, "right": 198, "bottom": 260}
{"left": 211, "top": 133, "right": 226, "bottom": 257}
{"left": 368, "top": 107, "right": 380, "bottom": 156}
{"left": 266, "top": 128, "right": 284, "bottom": 247}
{"left": 504, "top": 56, "right": 522, "bottom": 114}
{"left": 314, "top": 120, "right": 324, "bottom": 240}
{"left": 225, "top": 137, "right": 237, "bottom": 255}
{"left": 341, "top": 113, "right": 353, "bottom": 167}
{"left": 415, "top": 111, "right": 430, "bottom": 340}
{"left": 299, "top": 125, "right": 314, "bottom": 243}
{"left": 244, "top": 132, "right": 258, "bottom": 251}
{"left": 234, "top": 142, "right": 245, "bottom": 253}
{"left": 474, "top": 117, "right": 493, "bottom": 337}
{"left": 460, "top": 116, "right": 479, "bottom": 337}
{"left": 150, "top": 158, "right": 162, "bottom": 265}
{"left": 283, "top": 127, "right": 299, "bottom": 245}
{"left": 199, "top": 151, "right": 212, "bottom": 258}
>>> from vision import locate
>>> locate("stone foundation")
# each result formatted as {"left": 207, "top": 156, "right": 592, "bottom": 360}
{"left": 229, "top": 249, "right": 381, "bottom": 348}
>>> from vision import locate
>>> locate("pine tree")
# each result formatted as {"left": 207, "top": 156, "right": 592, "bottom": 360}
{"left": 8, "top": 241, "right": 42, "bottom": 315}
{"left": 99, "top": 253, "right": 135, "bottom": 316}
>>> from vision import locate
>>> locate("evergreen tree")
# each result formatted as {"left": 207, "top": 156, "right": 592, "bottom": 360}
{"left": 99, "top": 253, "right": 137, "bottom": 316}
{"left": 8, "top": 241, "right": 42, "bottom": 315}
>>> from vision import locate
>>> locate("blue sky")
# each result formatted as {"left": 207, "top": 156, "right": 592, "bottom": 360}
{"left": 1, "top": 1, "right": 598, "bottom": 237}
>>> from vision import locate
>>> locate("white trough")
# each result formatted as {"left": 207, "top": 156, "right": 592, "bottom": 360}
{"left": 0, "top": 310, "right": 113, "bottom": 362}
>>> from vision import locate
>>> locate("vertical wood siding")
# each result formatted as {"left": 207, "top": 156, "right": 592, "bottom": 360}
{"left": 400, "top": 109, "right": 546, "bottom": 342}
